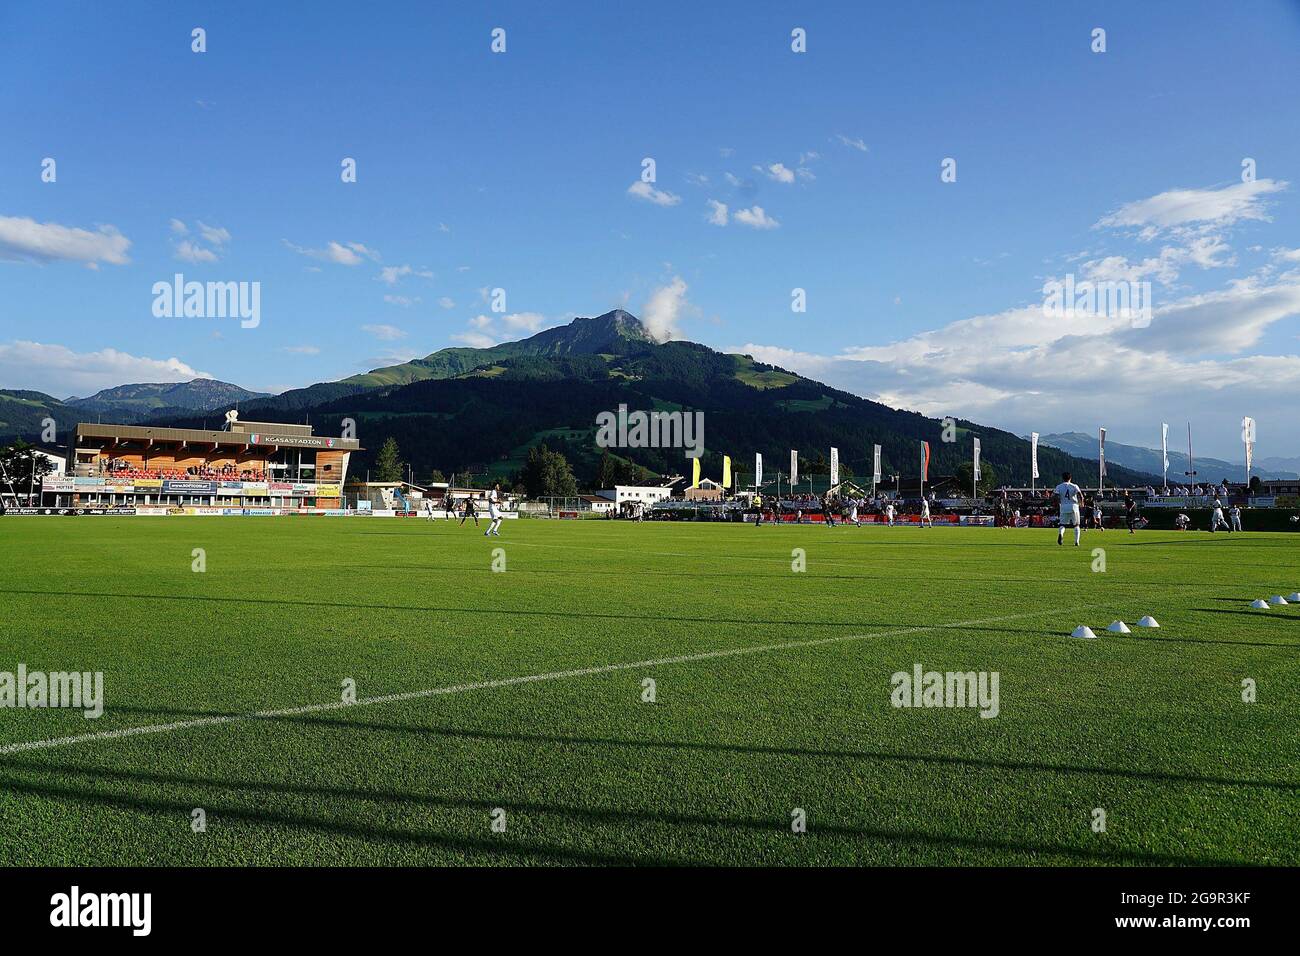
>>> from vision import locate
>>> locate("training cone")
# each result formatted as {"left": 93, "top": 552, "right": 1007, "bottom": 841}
{"left": 1107, "top": 621, "right": 1131, "bottom": 633}
{"left": 1287, "top": 593, "right": 1300, "bottom": 602}
{"left": 1250, "top": 599, "right": 1270, "bottom": 609}
{"left": 1070, "top": 625, "right": 1098, "bottom": 639}
{"left": 1268, "top": 595, "right": 1289, "bottom": 606}
{"left": 1135, "top": 616, "right": 1160, "bottom": 628}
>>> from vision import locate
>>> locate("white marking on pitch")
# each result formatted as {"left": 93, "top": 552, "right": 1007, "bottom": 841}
{"left": 0, "top": 607, "right": 1085, "bottom": 757}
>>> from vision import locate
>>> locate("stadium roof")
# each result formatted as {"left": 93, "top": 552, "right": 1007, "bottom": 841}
{"left": 74, "top": 422, "right": 361, "bottom": 451}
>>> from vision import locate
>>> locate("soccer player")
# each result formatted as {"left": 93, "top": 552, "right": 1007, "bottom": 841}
{"left": 423, "top": 498, "right": 436, "bottom": 521}
{"left": 1092, "top": 499, "right": 1104, "bottom": 531}
{"left": 1123, "top": 491, "right": 1138, "bottom": 534}
{"left": 1230, "top": 503, "right": 1243, "bottom": 532}
{"left": 459, "top": 495, "right": 479, "bottom": 527}
{"left": 1054, "top": 471, "right": 1083, "bottom": 546}
{"left": 1210, "top": 498, "right": 1231, "bottom": 532}
{"left": 485, "top": 482, "right": 503, "bottom": 536}
{"left": 885, "top": 502, "right": 896, "bottom": 527}
{"left": 920, "top": 498, "right": 932, "bottom": 528}
{"left": 848, "top": 500, "right": 860, "bottom": 527}
{"left": 753, "top": 492, "right": 763, "bottom": 527}
{"left": 1175, "top": 512, "right": 1190, "bottom": 531}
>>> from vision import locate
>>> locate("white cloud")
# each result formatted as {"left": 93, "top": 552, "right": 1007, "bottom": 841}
{"left": 685, "top": 172, "right": 709, "bottom": 187}
{"left": 282, "top": 345, "right": 321, "bottom": 355}
{"left": 450, "top": 331, "right": 497, "bottom": 349}
{"left": 501, "top": 312, "right": 547, "bottom": 332}
{"left": 627, "top": 181, "right": 682, "bottom": 207}
{"left": 377, "top": 264, "right": 433, "bottom": 285}
{"left": 382, "top": 294, "right": 419, "bottom": 307}
{"left": 758, "top": 163, "right": 795, "bottom": 184}
{"left": 174, "top": 239, "right": 218, "bottom": 264}
{"left": 705, "top": 199, "right": 728, "bottom": 226}
{"left": 196, "top": 221, "right": 231, "bottom": 246}
{"left": 437, "top": 296, "right": 456, "bottom": 309}
{"left": 733, "top": 205, "right": 779, "bottom": 229}
{"left": 362, "top": 324, "right": 407, "bottom": 341}
{"left": 451, "top": 312, "right": 550, "bottom": 347}
{"left": 0, "top": 215, "right": 131, "bottom": 266}
{"left": 737, "top": 278, "right": 1300, "bottom": 460}
{"left": 0, "top": 340, "right": 206, "bottom": 396}
{"left": 169, "top": 218, "right": 188, "bottom": 235}
{"left": 835, "top": 134, "right": 869, "bottom": 153}
{"left": 641, "top": 276, "right": 690, "bottom": 341}
{"left": 1096, "top": 179, "right": 1286, "bottom": 238}
{"left": 283, "top": 239, "right": 379, "bottom": 266}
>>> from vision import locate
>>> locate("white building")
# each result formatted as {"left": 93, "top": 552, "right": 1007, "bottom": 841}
{"left": 598, "top": 484, "right": 676, "bottom": 507}
{"left": 33, "top": 447, "right": 66, "bottom": 475}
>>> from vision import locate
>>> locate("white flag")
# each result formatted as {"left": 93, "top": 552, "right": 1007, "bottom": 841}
{"left": 1243, "top": 417, "right": 1255, "bottom": 476}
{"left": 1161, "top": 422, "right": 1169, "bottom": 478}
{"left": 790, "top": 449, "right": 798, "bottom": 487}
{"left": 973, "top": 437, "right": 981, "bottom": 482}
{"left": 755, "top": 453, "right": 763, "bottom": 489}
{"left": 1099, "top": 427, "right": 1107, "bottom": 479}
{"left": 1030, "top": 432, "right": 1039, "bottom": 480}
{"left": 873, "top": 444, "right": 882, "bottom": 484}
{"left": 829, "top": 447, "right": 839, "bottom": 486}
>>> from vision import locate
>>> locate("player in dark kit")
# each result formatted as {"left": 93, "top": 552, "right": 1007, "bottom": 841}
{"left": 1123, "top": 491, "right": 1139, "bottom": 534}
{"left": 459, "top": 496, "right": 479, "bottom": 527}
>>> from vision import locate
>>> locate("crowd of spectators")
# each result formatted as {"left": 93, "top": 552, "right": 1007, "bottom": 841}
{"left": 99, "top": 458, "right": 267, "bottom": 482}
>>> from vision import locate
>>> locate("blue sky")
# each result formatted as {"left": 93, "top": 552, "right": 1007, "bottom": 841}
{"left": 2, "top": 0, "right": 1298, "bottom": 459}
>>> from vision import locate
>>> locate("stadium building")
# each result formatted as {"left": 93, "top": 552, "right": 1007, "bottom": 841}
{"left": 40, "top": 418, "right": 360, "bottom": 513}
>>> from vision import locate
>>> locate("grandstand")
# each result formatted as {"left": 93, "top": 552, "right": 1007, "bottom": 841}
{"left": 39, "top": 418, "right": 360, "bottom": 512}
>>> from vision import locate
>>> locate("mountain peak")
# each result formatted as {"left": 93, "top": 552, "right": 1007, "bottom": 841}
{"left": 569, "top": 309, "right": 653, "bottom": 341}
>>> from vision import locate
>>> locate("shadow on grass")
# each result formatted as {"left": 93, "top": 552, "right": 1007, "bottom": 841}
{"left": 0, "top": 760, "right": 1251, "bottom": 867}
{"left": 86, "top": 704, "right": 1300, "bottom": 795}
{"left": 0, "top": 587, "right": 906, "bottom": 630}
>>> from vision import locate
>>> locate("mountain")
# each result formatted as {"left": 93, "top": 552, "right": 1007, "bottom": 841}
{"left": 67, "top": 379, "right": 270, "bottom": 420}
{"left": 0, "top": 390, "right": 80, "bottom": 444}
{"left": 1038, "top": 432, "right": 1292, "bottom": 483}
{"left": 156, "top": 311, "right": 1162, "bottom": 490}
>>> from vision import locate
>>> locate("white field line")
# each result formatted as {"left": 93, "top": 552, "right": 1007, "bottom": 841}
{"left": 0, "top": 606, "right": 1091, "bottom": 758}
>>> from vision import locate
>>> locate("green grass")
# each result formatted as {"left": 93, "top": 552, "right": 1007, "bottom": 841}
{"left": 0, "top": 517, "right": 1296, "bottom": 866}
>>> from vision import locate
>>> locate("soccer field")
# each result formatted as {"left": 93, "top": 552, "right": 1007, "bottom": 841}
{"left": 0, "top": 516, "right": 1296, "bottom": 866}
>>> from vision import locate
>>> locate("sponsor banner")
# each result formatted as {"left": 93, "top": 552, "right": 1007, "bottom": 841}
{"left": 219, "top": 481, "right": 244, "bottom": 490}
{"left": 74, "top": 477, "right": 104, "bottom": 487}
{"left": 135, "top": 506, "right": 171, "bottom": 516}
{"left": 292, "top": 483, "right": 317, "bottom": 494}
{"left": 134, "top": 478, "right": 162, "bottom": 489}
{"left": 242, "top": 481, "right": 269, "bottom": 494}
{"left": 42, "top": 477, "right": 74, "bottom": 492}
{"left": 163, "top": 480, "right": 218, "bottom": 494}
{"left": 2, "top": 506, "right": 136, "bottom": 516}
{"left": 104, "top": 483, "right": 133, "bottom": 493}
{"left": 314, "top": 484, "right": 340, "bottom": 497}
{"left": 959, "top": 514, "right": 996, "bottom": 527}
{"left": 270, "top": 481, "right": 294, "bottom": 492}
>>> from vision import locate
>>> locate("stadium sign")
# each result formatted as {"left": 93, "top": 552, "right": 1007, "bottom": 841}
{"left": 247, "top": 432, "right": 344, "bottom": 448}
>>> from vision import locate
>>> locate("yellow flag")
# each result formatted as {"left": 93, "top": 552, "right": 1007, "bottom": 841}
{"left": 691, "top": 457, "right": 701, "bottom": 488}
{"left": 722, "top": 455, "right": 731, "bottom": 489}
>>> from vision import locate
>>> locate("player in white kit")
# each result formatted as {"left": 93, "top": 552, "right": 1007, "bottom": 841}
{"left": 920, "top": 499, "right": 932, "bottom": 527}
{"left": 485, "top": 482, "right": 503, "bottom": 536}
{"left": 1054, "top": 472, "right": 1083, "bottom": 546}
